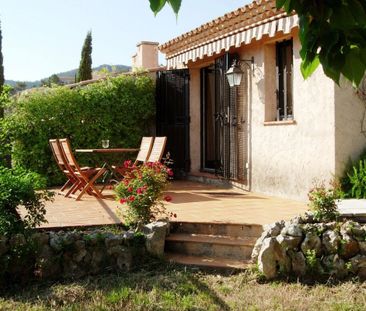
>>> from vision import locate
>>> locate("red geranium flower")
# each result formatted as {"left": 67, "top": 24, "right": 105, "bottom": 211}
{"left": 164, "top": 195, "right": 172, "bottom": 202}
{"left": 167, "top": 169, "right": 174, "bottom": 177}
{"left": 129, "top": 195, "right": 135, "bottom": 202}
{"left": 119, "top": 198, "right": 127, "bottom": 204}
{"left": 124, "top": 160, "right": 132, "bottom": 168}
{"left": 128, "top": 187, "right": 133, "bottom": 193}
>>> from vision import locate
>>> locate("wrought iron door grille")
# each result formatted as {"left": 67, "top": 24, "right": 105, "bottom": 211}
{"left": 156, "top": 69, "right": 190, "bottom": 177}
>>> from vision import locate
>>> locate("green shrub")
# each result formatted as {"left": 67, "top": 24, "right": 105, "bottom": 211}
{"left": 308, "top": 182, "right": 340, "bottom": 222}
{"left": 2, "top": 74, "right": 155, "bottom": 185}
{"left": 0, "top": 166, "right": 53, "bottom": 235}
{"left": 345, "top": 159, "right": 366, "bottom": 199}
{"left": 305, "top": 249, "right": 322, "bottom": 274}
{"left": 341, "top": 148, "right": 366, "bottom": 198}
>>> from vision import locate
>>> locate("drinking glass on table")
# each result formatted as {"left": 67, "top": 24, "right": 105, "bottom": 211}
{"left": 101, "top": 140, "right": 109, "bottom": 149}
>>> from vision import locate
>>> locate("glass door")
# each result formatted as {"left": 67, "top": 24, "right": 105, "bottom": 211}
{"left": 201, "top": 53, "right": 239, "bottom": 178}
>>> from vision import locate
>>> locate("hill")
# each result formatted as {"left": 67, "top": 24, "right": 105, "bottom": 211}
{"left": 5, "top": 64, "right": 131, "bottom": 89}
{"left": 5, "top": 79, "right": 38, "bottom": 88}
{"left": 56, "top": 64, "right": 130, "bottom": 79}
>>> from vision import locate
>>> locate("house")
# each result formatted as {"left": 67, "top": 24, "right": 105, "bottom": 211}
{"left": 156, "top": 0, "right": 366, "bottom": 201}
{"left": 131, "top": 41, "right": 160, "bottom": 71}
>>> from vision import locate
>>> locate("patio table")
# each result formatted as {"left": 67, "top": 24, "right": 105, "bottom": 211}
{"left": 75, "top": 148, "right": 139, "bottom": 154}
{"left": 75, "top": 148, "right": 139, "bottom": 187}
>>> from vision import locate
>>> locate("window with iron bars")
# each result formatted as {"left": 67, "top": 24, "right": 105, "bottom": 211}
{"left": 276, "top": 39, "right": 293, "bottom": 121}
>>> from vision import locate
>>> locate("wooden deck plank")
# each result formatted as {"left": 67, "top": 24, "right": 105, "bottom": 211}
{"left": 19, "top": 181, "right": 308, "bottom": 228}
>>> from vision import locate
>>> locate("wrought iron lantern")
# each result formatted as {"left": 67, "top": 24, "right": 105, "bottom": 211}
{"left": 225, "top": 57, "right": 255, "bottom": 87}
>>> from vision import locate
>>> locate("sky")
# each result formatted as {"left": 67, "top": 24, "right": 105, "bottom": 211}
{"left": 0, "top": 0, "right": 249, "bottom": 81}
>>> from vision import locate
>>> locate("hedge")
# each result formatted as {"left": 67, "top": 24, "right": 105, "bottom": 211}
{"left": 2, "top": 74, "right": 155, "bottom": 185}
{"left": 0, "top": 166, "right": 52, "bottom": 235}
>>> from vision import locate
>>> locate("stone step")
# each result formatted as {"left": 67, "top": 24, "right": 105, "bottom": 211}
{"left": 165, "top": 233, "right": 255, "bottom": 260}
{"left": 166, "top": 233, "right": 258, "bottom": 245}
{"left": 165, "top": 252, "right": 251, "bottom": 270}
{"left": 170, "top": 221, "right": 263, "bottom": 238}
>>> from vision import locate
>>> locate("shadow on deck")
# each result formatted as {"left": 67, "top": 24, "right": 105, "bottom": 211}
{"left": 24, "top": 181, "right": 308, "bottom": 229}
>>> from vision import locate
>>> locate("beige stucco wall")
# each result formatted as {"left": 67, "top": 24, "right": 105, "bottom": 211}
{"left": 334, "top": 79, "right": 366, "bottom": 177}
{"left": 184, "top": 30, "right": 366, "bottom": 201}
{"left": 244, "top": 35, "right": 336, "bottom": 200}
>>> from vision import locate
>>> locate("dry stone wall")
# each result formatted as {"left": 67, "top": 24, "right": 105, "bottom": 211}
{"left": 0, "top": 221, "right": 168, "bottom": 286}
{"left": 253, "top": 213, "right": 366, "bottom": 280}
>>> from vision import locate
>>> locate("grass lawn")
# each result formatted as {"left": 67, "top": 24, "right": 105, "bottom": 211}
{"left": 1, "top": 260, "right": 366, "bottom": 311}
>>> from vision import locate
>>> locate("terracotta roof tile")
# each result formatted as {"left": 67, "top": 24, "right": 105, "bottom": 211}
{"left": 159, "top": 0, "right": 284, "bottom": 53}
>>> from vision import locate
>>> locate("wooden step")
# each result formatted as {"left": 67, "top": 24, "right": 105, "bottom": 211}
{"left": 170, "top": 221, "right": 263, "bottom": 238}
{"left": 165, "top": 233, "right": 255, "bottom": 260}
{"left": 165, "top": 252, "right": 251, "bottom": 270}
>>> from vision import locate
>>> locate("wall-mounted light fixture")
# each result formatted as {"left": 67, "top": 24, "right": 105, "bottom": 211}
{"left": 225, "top": 57, "right": 255, "bottom": 87}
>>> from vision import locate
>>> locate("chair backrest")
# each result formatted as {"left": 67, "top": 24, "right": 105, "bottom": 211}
{"left": 147, "top": 137, "right": 167, "bottom": 163}
{"left": 59, "top": 138, "right": 82, "bottom": 172}
{"left": 49, "top": 139, "right": 68, "bottom": 171}
{"left": 135, "top": 137, "right": 154, "bottom": 163}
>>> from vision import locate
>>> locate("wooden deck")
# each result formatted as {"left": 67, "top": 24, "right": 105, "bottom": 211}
{"left": 26, "top": 181, "right": 308, "bottom": 228}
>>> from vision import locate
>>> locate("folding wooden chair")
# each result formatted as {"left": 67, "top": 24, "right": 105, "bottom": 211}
{"left": 114, "top": 136, "right": 154, "bottom": 177}
{"left": 59, "top": 138, "right": 106, "bottom": 201}
{"left": 49, "top": 139, "right": 79, "bottom": 197}
{"left": 134, "top": 136, "right": 154, "bottom": 164}
{"left": 146, "top": 136, "right": 167, "bottom": 163}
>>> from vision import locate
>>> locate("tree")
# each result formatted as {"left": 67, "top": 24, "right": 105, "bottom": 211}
{"left": 149, "top": 0, "right": 366, "bottom": 87}
{"left": 40, "top": 74, "right": 63, "bottom": 87}
{"left": 149, "top": 0, "right": 181, "bottom": 15}
{"left": 77, "top": 31, "right": 93, "bottom": 82}
{"left": 13, "top": 81, "right": 27, "bottom": 93}
{"left": 48, "top": 74, "right": 63, "bottom": 85}
{"left": 276, "top": 0, "right": 366, "bottom": 87}
{"left": 40, "top": 78, "right": 49, "bottom": 87}
{"left": 0, "top": 22, "right": 4, "bottom": 118}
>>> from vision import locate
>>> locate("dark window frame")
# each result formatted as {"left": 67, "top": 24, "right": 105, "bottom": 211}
{"left": 276, "top": 39, "right": 293, "bottom": 121}
{"left": 200, "top": 64, "right": 216, "bottom": 172}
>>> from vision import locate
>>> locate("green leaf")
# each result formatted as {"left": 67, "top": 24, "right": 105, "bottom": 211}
{"left": 149, "top": 0, "right": 166, "bottom": 15}
{"left": 298, "top": 15, "right": 310, "bottom": 45}
{"left": 301, "top": 55, "right": 320, "bottom": 79}
{"left": 330, "top": 6, "right": 356, "bottom": 29}
{"left": 360, "top": 48, "right": 366, "bottom": 66}
{"left": 321, "top": 31, "right": 340, "bottom": 56}
{"left": 276, "top": 0, "right": 287, "bottom": 10}
{"left": 342, "top": 47, "right": 366, "bottom": 86}
{"left": 319, "top": 46, "right": 346, "bottom": 85}
{"left": 276, "top": 0, "right": 295, "bottom": 13}
{"left": 348, "top": 0, "right": 366, "bottom": 25}
{"left": 322, "top": 62, "right": 341, "bottom": 85}
{"left": 167, "top": 0, "right": 181, "bottom": 15}
{"left": 283, "top": 0, "right": 294, "bottom": 13}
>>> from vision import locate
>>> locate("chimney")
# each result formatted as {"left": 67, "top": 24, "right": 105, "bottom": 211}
{"left": 131, "top": 41, "right": 159, "bottom": 71}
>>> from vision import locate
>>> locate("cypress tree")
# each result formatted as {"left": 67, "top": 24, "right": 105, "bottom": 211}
{"left": 0, "top": 22, "right": 4, "bottom": 118}
{"left": 77, "top": 31, "right": 92, "bottom": 82}
{"left": 0, "top": 21, "right": 10, "bottom": 167}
